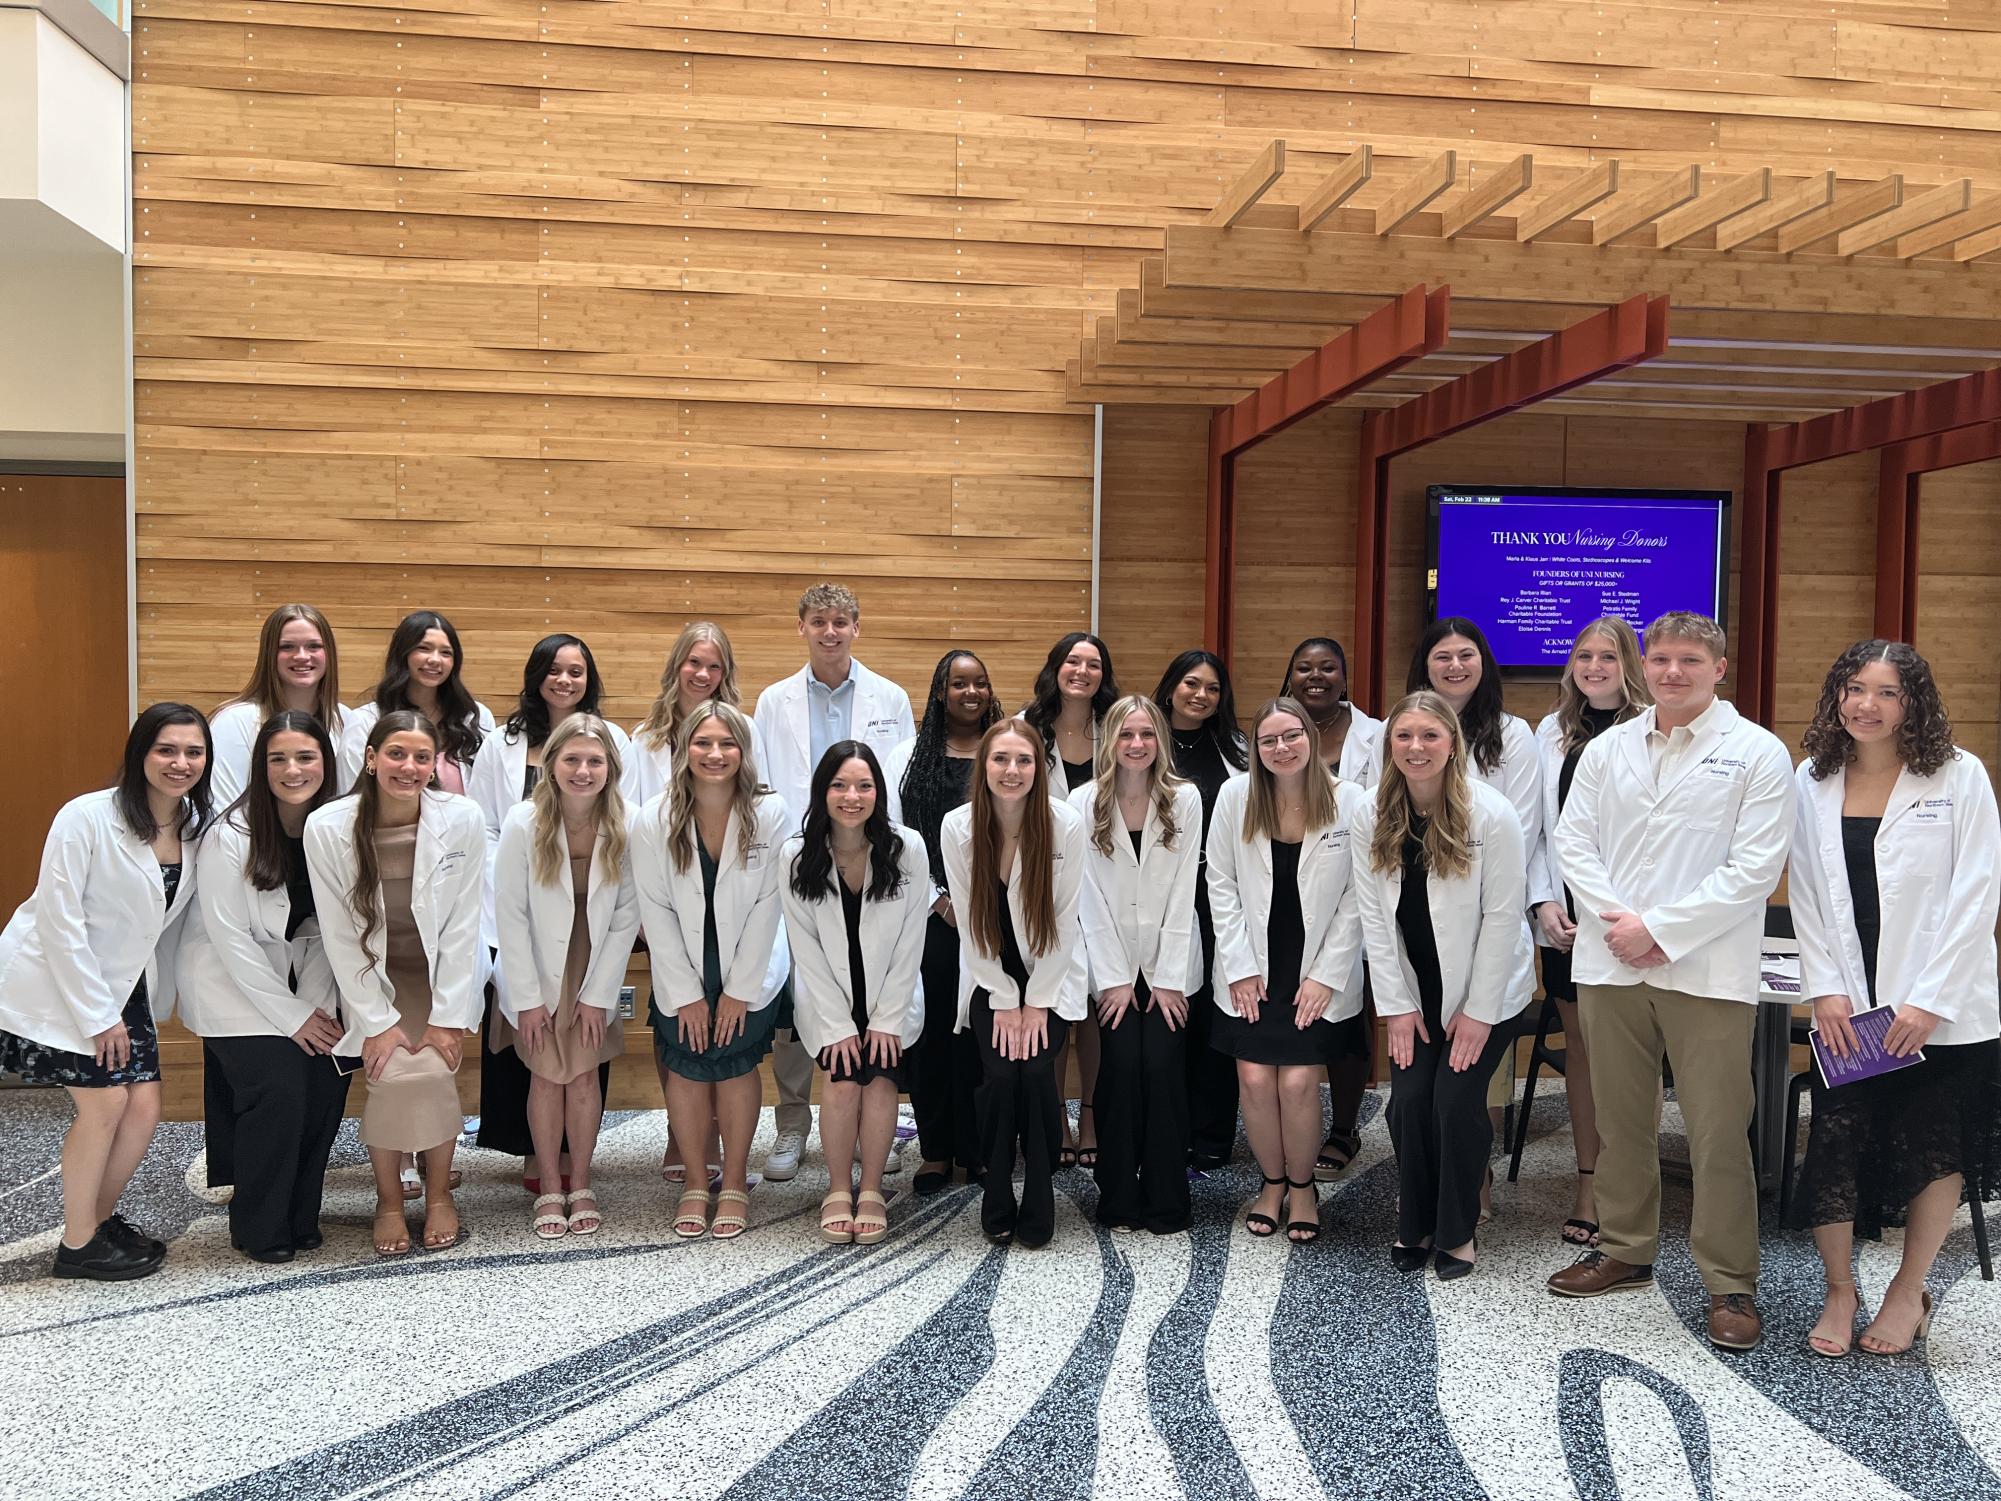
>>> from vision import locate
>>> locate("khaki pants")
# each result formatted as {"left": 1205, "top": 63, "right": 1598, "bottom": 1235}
{"left": 1577, "top": 982, "right": 1759, "bottom": 1295}
{"left": 771, "top": 1029, "right": 815, "bottom": 1140}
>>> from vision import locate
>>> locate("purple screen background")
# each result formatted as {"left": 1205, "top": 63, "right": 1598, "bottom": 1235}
{"left": 1432, "top": 492, "right": 1725, "bottom": 667}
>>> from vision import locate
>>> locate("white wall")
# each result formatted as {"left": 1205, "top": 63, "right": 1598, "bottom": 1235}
{"left": 0, "top": 252, "right": 125, "bottom": 463}
{"left": 0, "top": 12, "right": 125, "bottom": 252}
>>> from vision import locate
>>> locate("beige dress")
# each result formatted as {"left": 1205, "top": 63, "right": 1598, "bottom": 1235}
{"left": 357, "top": 822, "right": 463, "bottom": 1152}
{"left": 505, "top": 852, "right": 623, "bottom": 1083}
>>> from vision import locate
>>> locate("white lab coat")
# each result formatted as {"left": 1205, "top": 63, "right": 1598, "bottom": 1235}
{"left": 1068, "top": 781, "right": 1203, "bottom": 996}
{"left": 336, "top": 698, "right": 496, "bottom": 788}
{"left": 1527, "top": 710, "right": 1635, "bottom": 923}
{"left": 1476, "top": 711, "right": 1543, "bottom": 867}
{"left": 630, "top": 791, "right": 792, "bottom": 1014}
{"left": 778, "top": 828, "right": 931, "bottom": 1054}
{"left": 177, "top": 814, "right": 339, "bottom": 1038}
{"left": 1203, "top": 776, "right": 1369, "bottom": 1022}
{"left": 0, "top": 789, "right": 200, "bottom": 1056}
{"left": 940, "top": 798, "right": 1090, "bottom": 1028}
{"left": 1788, "top": 751, "right": 2001, "bottom": 1046}
{"left": 1352, "top": 780, "right": 1536, "bottom": 1030}
{"left": 1554, "top": 699, "right": 1795, "bottom": 1005}
{"left": 754, "top": 660, "right": 916, "bottom": 836}
{"left": 1333, "top": 707, "right": 1385, "bottom": 788}
{"left": 303, "top": 789, "right": 489, "bottom": 1051}
{"left": 491, "top": 801, "right": 642, "bottom": 1027}
{"left": 209, "top": 699, "right": 351, "bottom": 806}
{"left": 624, "top": 716, "right": 772, "bottom": 809}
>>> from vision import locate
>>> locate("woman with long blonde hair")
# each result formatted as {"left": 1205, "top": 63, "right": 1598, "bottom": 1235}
{"left": 629, "top": 701, "right": 791, "bottom": 1240}
{"left": 493, "top": 714, "right": 642, "bottom": 1239}
{"left": 1070, "top": 695, "right": 1202, "bottom": 1232}
{"left": 1205, "top": 697, "right": 1368, "bottom": 1244}
{"left": 940, "top": 719, "right": 1088, "bottom": 1247}
{"left": 1354, "top": 693, "right": 1534, "bottom": 1282}
{"left": 1530, "top": 615, "right": 1647, "bottom": 1249}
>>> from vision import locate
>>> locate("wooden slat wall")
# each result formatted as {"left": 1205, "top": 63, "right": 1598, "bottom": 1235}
{"left": 1918, "top": 459, "right": 2001, "bottom": 770}
{"left": 132, "top": 0, "right": 2001, "bottom": 728}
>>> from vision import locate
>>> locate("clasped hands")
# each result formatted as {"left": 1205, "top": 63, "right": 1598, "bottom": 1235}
{"left": 360, "top": 1021, "right": 467, "bottom": 1080}
{"left": 1599, "top": 909, "right": 1667, "bottom": 969}
{"left": 1813, "top": 993, "right": 1941, "bottom": 1059}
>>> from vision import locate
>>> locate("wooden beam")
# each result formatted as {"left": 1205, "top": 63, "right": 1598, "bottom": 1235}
{"left": 1653, "top": 168, "right": 1771, "bottom": 250}
{"left": 1715, "top": 171, "right": 1835, "bottom": 253}
{"left": 1439, "top": 155, "right": 1533, "bottom": 240}
{"left": 1777, "top": 175, "right": 1903, "bottom": 254}
{"left": 1375, "top": 151, "right": 1458, "bottom": 236}
{"left": 1891, "top": 191, "right": 2001, "bottom": 260}
{"left": 1833, "top": 178, "right": 1971, "bottom": 257}
{"left": 1515, "top": 161, "right": 1619, "bottom": 243}
{"left": 1297, "top": 146, "right": 1372, "bottom": 232}
{"left": 1593, "top": 166, "right": 1701, "bottom": 246}
{"left": 1956, "top": 222, "right": 2001, "bottom": 264}
{"left": 1205, "top": 139, "right": 1287, "bottom": 228}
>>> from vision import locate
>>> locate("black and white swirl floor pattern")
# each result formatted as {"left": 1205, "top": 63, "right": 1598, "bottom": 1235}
{"left": 3, "top": 1087, "right": 1999, "bottom": 1501}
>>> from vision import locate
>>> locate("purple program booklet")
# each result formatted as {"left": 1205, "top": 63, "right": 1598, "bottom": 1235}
{"left": 1812, "top": 1004, "right": 1926, "bottom": 1087}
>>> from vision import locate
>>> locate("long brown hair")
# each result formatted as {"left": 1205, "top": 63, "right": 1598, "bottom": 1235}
{"left": 637, "top": 622, "right": 743, "bottom": 752}
{"left": 1241, "top": 697, "right": 1340, "bottom": 844}
{"left": 236, "top": 710, "right": 340, "bottom": 891}
{"left": 223, "top": 603, "right": 343, "bottom": 729}
{"left": 1088, "top": 695, "right": 1184, "bottom": 858}
{"left": 1369, "top": 692, "right": 1475, "bottom": 881}
{"left": 529, "top": 713, "right": 629, "bottom": 887}
{"left": 1554, "top": 616, "right": 1647, "bottom": 754}
{"left": 966, "top": 720, "right": 1060, "bottom": 959}
{"left": 347, "top": 709, "right": 439, "bottom": 976}
{"left": 661, "top": 701, "right": 764, "bottom": 874}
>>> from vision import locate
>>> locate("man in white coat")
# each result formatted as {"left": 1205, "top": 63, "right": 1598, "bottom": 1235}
{"left": 1546, "top": 611, "right": 1794, "bottom": 1353}
{"left": 752, "top": 583, "right": 916, "bottom": 1179}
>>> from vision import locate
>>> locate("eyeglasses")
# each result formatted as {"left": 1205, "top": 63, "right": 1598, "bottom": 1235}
{"left": 1255, "top": 729, "right": 1309, "bottom": 750}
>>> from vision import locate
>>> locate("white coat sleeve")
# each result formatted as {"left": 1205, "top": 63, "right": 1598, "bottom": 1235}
{"left": 492, "top": 814, "right": 535, "bottom": 1026}
{"left": 1786, "top": 770, "right": 1848, "bottom": 1004}
{"left": 631, "top": 806, "right": 704, "bottom": 1014}
{"left": 1070, "top": 790, "right": 1130, "bottom": 991}
{"left": 336, "top": 711, "right": 371, "bottom": 788}
{"left": 779, "top": 872, "right": 852, "bottom": 1051}
{"left": 304, "top": 820, "right": 397, "bottom": 1039}
{"left": 196, "top": 832, "right": 317, "bottom": 1035}
{"left": 1639, "top": 743, "right": 1795, "bottom": 963}
{"left": 1151, "top": 787, "right": 1201, "bottom": 993}
{"left": 943, "top": 815, "right": 1017, "bottom": 1010}
{"left": 722, "top": 811, "right": 785, "bottom": 1003}
{"left": 1353, "top": 807, "right": 1415, "bottom": 1019}
{"left": 1527, "top": 719, "right": 1562, "bottom": 910}
{"left": 467, "top": 733, "right": 512, "bottom": 865}
{"left": 429, "top": 810, "right": 489, "bottom": 1031}
{"left": 1465, "top": 804, "right": 1530, "bottom": 1027}
{"left": 1026, "top": 810, "right": 1088, "bottom": 1012}
{"left": 1552, "top": 739, "right": 1628, "bottom": 927}
{"left": 1497, "top": 717, "right": 1543, "bottom": 873}
{"left": 873, "top": 834, "right": 931, "bottom": 1038}
{"left": 583, "top": 858, "right": 642, "bottom": 1015}
{"left": 1904, "top": 762, "right": 2001, "bottom": 1024}
{"left": 29, "top": 806, "right": 125, "bottom": 1040}
{"left": 1204, "top": 784, "right": 1259, "bottom": 989}
{"left": 1303, "top": 854, "right": 1364, "bottom": 996}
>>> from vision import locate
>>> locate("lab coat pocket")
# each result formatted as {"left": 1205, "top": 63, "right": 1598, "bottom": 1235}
{"left": 1679, "top": 766, "right": 1743, "bottom": 833}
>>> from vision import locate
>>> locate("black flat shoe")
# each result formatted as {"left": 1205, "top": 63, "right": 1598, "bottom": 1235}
{"left": 913, "top": 1169, "right": 950, "bottom": 1196}
{"left": 294, "top": 1230, "right": 325, "bottom": 1251}
{"left": 104, "top": 1213, "right": 166, "bottom": 1261}
{"left": 244, "top": 1247, "right": 296, "bottom": 1265}
{"left": 53, "top": 1228, "right": 161, "bottom": 1281}
{"left": 1189, "top": 1150, "right": 1227, "bottom": 1172}
{"left": 1435, "top": 1239, "right": 1477, "bottom": 1282}
{"left": 1390, "top": 1242, "right": 1431, "bottom": 1273}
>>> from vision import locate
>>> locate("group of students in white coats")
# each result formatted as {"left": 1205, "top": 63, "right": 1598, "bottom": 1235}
{"left": 3, "top": 588, "right": 1995, "bottom": 1364}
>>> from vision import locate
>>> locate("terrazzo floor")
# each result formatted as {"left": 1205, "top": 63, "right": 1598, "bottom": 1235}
{"left": 1, "top": 1086, "right": 1997, "bottom": 1501}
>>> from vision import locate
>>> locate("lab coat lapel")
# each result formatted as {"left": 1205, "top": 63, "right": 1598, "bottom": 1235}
{"left": 1875, "top": 764, "right": 1931, "bottom": 836}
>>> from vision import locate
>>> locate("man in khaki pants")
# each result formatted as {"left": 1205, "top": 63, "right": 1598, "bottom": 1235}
{"left": 1546, "top": 612, "right": 1794, "bottom": 1350}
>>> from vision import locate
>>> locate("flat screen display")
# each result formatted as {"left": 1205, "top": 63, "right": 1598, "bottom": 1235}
{"left": 1427, "top": 486, "right": 1730, "bottom": 669}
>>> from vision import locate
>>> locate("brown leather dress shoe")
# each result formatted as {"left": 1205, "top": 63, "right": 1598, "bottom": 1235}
{"left": 1708, "top": 1293, "right": 1763, "bottom": 1350}
{"left": 1547, "top": 1249, "right": 1655, "bottom": 1298}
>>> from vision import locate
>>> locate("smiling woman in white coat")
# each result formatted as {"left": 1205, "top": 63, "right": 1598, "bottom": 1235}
{"left": 941, "top": 719, "right": 1088, "bottom": 1249}
{"left": 306, "top": 710, "right": 486, "bottom": 1259}
{"left": 781, "top": 741, "right": 929, "bottom": 1246}
{"left": 1787, "top": 641, "right": 2001, "bottom": 1359}
{"left": 180, "top": 710, "right": 350, "bottom": 1264}
{"left": 1206, "top": 697, "right": 1367, "bottom": 1247}
{"left": 1355, "top": 693, "right": 1534, "bottom": 1283}
{"left": 208, "top": 604, "right": 349, "bottom": 804}
{"left": 336, "top": 610, "right": 494, "bottom": 792}
{"left": 493, "top": 714, "right": 641, "bottom": 1241}
{"left": 0, "top": 703, "right": 212, "bottom": 1280}
{"left": 631, "top": 701, "right": 792, "bottom": 1242}
{"left": 1071, "top": 695, "right": 1201, "bottom": 1235}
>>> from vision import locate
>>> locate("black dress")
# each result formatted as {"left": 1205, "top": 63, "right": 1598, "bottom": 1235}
{"left": 1790, "top": 816, "right": 2001, "bottom": 1231}
{"left": 1541, "top": 704, "right": 1620, "bottom": 1004}
{"left": 822, "top": 880, "right": 906, "bottom": 1088}
{"left": 1170, "top": 728, "right": 1242, "bottom": 1161}
{"left": 1210, "top": 839, "right": 1331, "bottom": 1066}
{"left": 0, "top": 863, "right": 177, "bottom": 1088}
{"left": 908, "top": 754, "right": 981, "bottom": 1172}
{"left": 1061, "top": 757, "right": 1094, "bottom": 792}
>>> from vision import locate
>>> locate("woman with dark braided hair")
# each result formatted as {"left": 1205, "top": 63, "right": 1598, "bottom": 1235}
{"left": 885, "top": 650, "right": 1001, "bottom": 1194}
{"left": 1788, "top": 640, "right": 2000, "bottom": 1357}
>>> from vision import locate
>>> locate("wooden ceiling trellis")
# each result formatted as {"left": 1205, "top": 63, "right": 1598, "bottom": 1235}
{"left": 1068, "top": 140, "right": 2001, "bottom": 421}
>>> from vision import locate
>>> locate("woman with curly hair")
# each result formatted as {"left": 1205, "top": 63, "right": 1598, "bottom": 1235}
{"left": 1788, "top": 640, "right": 2000, "bottom": 1357}
{"left": 885, "top": 650, "right": 1001, "bottom": 1193}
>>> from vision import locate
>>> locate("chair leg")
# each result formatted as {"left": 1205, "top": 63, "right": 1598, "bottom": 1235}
{"left": 1972, "top": 1194, "right": 1993, "bottom": 1282}
{"left": 1779, "top": 1072, "right": 1809, "bottom": 1225}
{"left": 1508, "top": 1005, "right": 1555, "bottom": 1184}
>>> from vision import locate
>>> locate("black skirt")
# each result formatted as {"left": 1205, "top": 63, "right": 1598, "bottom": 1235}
{"left": 0, "top": 977, "right": 161, "bottom": 1088}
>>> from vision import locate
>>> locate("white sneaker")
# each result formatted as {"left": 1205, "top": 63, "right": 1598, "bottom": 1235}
{"left": 857, "top": 1140, "right": 905, "bottom": 1174}
{"left": 765, "top": 1132, "right": 805, "bottom": 1182}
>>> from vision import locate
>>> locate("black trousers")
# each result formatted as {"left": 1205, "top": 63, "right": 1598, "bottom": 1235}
{"left": 1182, "top": 896, "right": 1238, "bottom": 1161}
{"left": 909, "top": 915, "right": 981, "bottom": 1171}
{"left": 203, "top": 1044, "right": 237, "bottom": 1189}
{"left": 971, "top": 990, "right": 1069, "bottom": 1244}
{"left": 203, "top": 1035, "right": 352, "bottom": 1256}
{"left": 1093, "top": 980, "right": 1191, "bottom": 1232}
{"left": 1387, "top": 998, "right": 1514, "bottom": 1252}
{"left": 474, "top": 986, "right": 610, "bottom": 1159}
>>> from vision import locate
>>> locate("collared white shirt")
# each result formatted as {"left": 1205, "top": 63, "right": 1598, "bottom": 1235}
{"left": 806, "top": 661, "right": 858, "bottom": 773}
{"left": 1647, "top": 696, "right": 1724, "bottom": 787}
